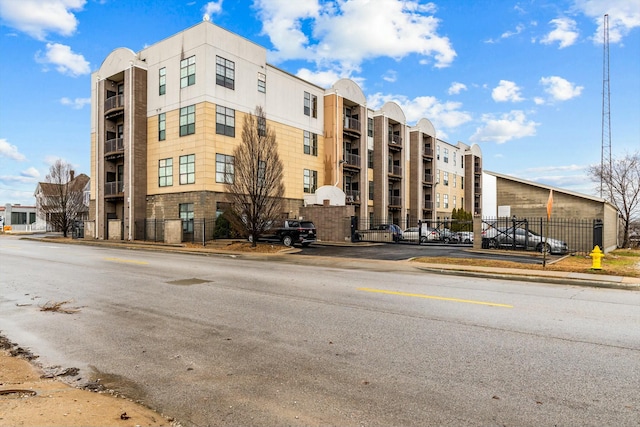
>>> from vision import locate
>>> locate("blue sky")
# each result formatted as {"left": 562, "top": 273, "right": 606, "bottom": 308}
{"left": 1, "top": 0, "right": 638, "bottom": 206}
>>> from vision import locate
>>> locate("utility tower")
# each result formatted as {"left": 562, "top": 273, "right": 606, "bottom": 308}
{"left": 601, "top": 14, "right": 612, "bottom": 197}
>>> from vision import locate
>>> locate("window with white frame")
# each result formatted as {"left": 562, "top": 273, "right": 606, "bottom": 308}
{"left": 159, "top": 67, "right": 166, "bottom": 95}
{"left": 158, "top": 113, "right": 166, "bottom": 141}
{"left": 444, "top": 194, "right": 449, "bottom": 208}
{"left": 444, "top": 148, "right": 449, "bottom": 163}
{"left": 179, "top": 154, "right": 195, "bottom": 185}
{"left": 258, "top": 72, "right": 266, "bottom": 93}
{"left": 216, "top": 56, "right": 235, "bottom": 89}
{"left": 179, "top": 105, "right": 195, "bottom": 136}
{"left": 158, "top": 158, "right": 172, "bottom": 187}
{"left": 180, "top": 56, "right": 195, "bottom": 88}
{"left": 444, "top": 171, "right": 449, "bottom": 186}
{"left": 304, "top": 92, "right": 317, "bottom": 118}
{"left": 304, "top": 169, "right": 317, "bottom": 193}
{"left": 453, "top": 195, "right": 457, "bottom": 209}
{"left": 453, "top": 174, "right": 457, "bottom": 188}
{"left": 216, "top": 154, "right": 234, "bottom": 184}
{"left": 303, "top": 131, "right": 318, "bottom": 156}
{"left": 216, "top": 105, "right": 235, "bottom": 137}
{"left": 436, "top": 192, "right": 440, "bottom": 208}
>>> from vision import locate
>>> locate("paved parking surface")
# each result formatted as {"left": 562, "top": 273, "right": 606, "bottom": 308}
{"left": 296, "top": 241, "right": 554, "bottom": 264}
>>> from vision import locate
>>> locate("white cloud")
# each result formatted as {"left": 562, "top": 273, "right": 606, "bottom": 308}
{"left": 382, "top": 70, "right": 397, "bottom": 83}
{"left": 448, "top": 82, "right": 467, "bottom": 95}
{"left": 533, "top": 97, "right": 545, "bottom": 105}
{"left": 0, "top": 138, "right": 26, "bottom": 161}
{"left": 367, "top": 92, "right": 472, "bottom": 132}
{"left": 296, "top": 67, "right": 359, "bottom": 88}
{"left": 540, "top": 17, "right": 579, "bottom": 48}
{"left": 256, "top": 0, "right": 456, "bottom": 76}
{"left": 21, "top": 167, "right": 40, "bottom": 178}
{"left": 0, "top": 0, "right": 85, "bottom": 40}
{"left": 36, "top": 43, "right": 90, "bottom": 76}
{"left": 202, "top": 0, "right": 223, "bottom": 20}
{"left": 61, "top": 97, "right": 90, "bottom": 109}
{"left": 470, "top": 110, "right": 539, "bottom": 144}
{"left": 492, "top": 80, "right": 524, "bottom": 102}
{"left": 539, "top": 76, "right": 583, "bottom": 101}
{"left": 574, "top": 0, "right": 640, "bottom": 43}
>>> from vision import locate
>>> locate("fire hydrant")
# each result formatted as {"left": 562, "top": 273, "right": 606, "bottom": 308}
{"left": 590, "top": 245, "right": 604, "bottom": 270}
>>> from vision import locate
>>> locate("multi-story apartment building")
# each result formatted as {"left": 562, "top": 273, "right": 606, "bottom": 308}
{"left": 90, "top": 20, "right": 481, "bottom": 240}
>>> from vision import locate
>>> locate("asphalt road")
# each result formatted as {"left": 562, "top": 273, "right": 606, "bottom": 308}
{"left": 1, "top": 236, "right": 639, "bottom": 426}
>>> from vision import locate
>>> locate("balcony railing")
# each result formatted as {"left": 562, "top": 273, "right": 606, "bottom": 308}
{"left": 423, "top": 201, "right": 434, "bottom": 210}
{"left": 389, "top": 165, "right": 402, "bottom": 176}
{"left": 389, "top": 134, "right": 402, "bottom": 145}
{"left": 344, "top": 117, "right": 360, "bottom": 133}
{"left": 389, "top": 196, "right": 402, "bottom": 206}
{"left": 423, "top": 174, "right": 433, "bottom": 184}
{"left": 423, "top": 147, "right": 434, "bottom": 157}
{"left": 104, "top": 95, "right": 124, "bottom": 112}
{"left": 345, "top": 190, "right": 361, "bottom": 203}
{"left": 344, "top": 152, "right": 361, "bottom": 168}
{"left": 105, "top": 181, "right": 124, "bottom": 196}
{"left": 105, "top": 138, "right": 124, "bottom": 154}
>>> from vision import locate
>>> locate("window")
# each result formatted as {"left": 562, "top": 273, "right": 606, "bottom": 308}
{"left": 216, "top": 105, "right": 235, "bottom": 137}
{"left": 437, "top": 145, "right": 440, "bottom": 160}
{"left": 453, "top": 195, "right": 457, "bottom": 209}
{"left": 453, "top": 174, "right": 457, "bottom": 188}
{"left": 368, "top": 117, "right": 374, "bottom": 137}
{"left": 436, "top": 193, "right": 440, "bottom": 208}
{"left": 444, "top": 148, "right": 449, "bottom": 163}
{"left": 369, "top": 181, "right": 374, "bottom": 200}
{"left": 303, "top": 131, "right": 318, "bottom": 156}
{"left": 303, "top": 169, "right": 317, "bottom": 193}
{"left": 179, "top": 203, "right": 194, "bottom": 233}
{"left": 304, "top": 91, "right": 317, "bottom": 118}
{"left": 216, "top": 154, "right": 234, "bottom": 184}
{"left": 436, "top": 169, "right": 440, "bottom": 184}
{"left": 258, "top": 116, "right": 266, "bottom": 137}
{"left": 159, "top": 67, "right": 166, "bottom": 95}
{"left": 158, "top": 158, "right": 173, "bottom": 187}
{"left": 453, "top": 152, "right": 457, "bottom": 166}
{"left": 179, "top": 154, "right": 195, "bottom": 185}
{"left": 216, "top": 56, "right": 235, "bottom": 89}
{"left": 158, "top": 113, "right": 166, "bottom": 141}
{"left": 368, "top": 149, "right": 374, "bottom": 168}
{"left": 461, "top": 177, "right": 464, "bottom": 189}
{"left": 180, "top": 105, "right": 195, "bottom": 136}
{"left": 180, "top": 56, "right": 195, "bottom": 88}
{"left": 444, "top": 171, "right": 449, "bottom": 186}
{"left": 444, "top": 194, "right": 449, "bottom": 209}
{"left": 258, "top": 72, "right": 266, "bottom": 93}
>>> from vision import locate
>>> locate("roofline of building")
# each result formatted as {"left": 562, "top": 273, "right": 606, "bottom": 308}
{"left": 484, "top": 170, "right": 614, "bottom": 206}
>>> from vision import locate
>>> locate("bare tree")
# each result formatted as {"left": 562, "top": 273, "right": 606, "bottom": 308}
{"left": 588, "top": 151, "right": 640, "bottom": 247}
{"left": 36, "top": 159, "right": 88, "bottom": 237}
{"left": 225, "top": 106, "right": 285, "bottom": 247}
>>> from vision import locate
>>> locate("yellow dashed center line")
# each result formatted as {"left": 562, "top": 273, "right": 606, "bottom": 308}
{"left": 358, "top": 287, "right": 513, "bottom": 308}
{"left": 104, "top": 257, "right": 148, "bottom": 265}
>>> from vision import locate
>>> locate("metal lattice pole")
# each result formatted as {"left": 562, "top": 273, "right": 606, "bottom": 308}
{"left": 601, "top": 14, "right": 612, "bottom": 197}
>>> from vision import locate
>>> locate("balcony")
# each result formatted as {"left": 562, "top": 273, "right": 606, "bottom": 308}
{"left": 423, "top": 146, "right": 434, "bottom": 157}
{"left": 388, "top": 165, "right": 402, "bottom": 178}
{"left": 343, "top": 117, "right": 361, "bottom": 135}
{"left": 105, "top": 181, "right": 124, "bottom": 197}
{"left": 345, "top": 190, "right": 361, "bottom": 204}
{"left": 423, "top": 200, "right": 434, "bottom": 210}
{"left": 388, "top": 134, "right": 402, "bottom": 149}
{"left": 105, "top": 138, "right": 124, "bottom": 156}
{"left": 104, "top": 95, "right": 124, "bottom": 115}
{"left": 423, "top": 174, "right": 433, "bottom": 184}
{"left": 343, "top": 152, "right": 361, "bottom": 169}
{"left": 388, "top": 196, "right": 402, "bottom": 208}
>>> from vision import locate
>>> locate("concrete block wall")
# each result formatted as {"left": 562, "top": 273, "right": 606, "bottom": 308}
{"left": 300, "top": 204, "right": 356, "bottom": 242}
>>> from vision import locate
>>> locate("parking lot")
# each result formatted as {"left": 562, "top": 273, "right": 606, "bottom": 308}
{"left": 296, "top": 241, "right": 555, "bottom": 264}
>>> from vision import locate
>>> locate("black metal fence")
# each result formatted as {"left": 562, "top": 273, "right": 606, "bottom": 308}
{"left": 481, "top": 217, "right": 600, "bottom": 254}
{"left": 134, "top": 218, "right": 227, "bottom": 245}
{"left": 351, "top": 217, "right": 473, "bottom": 244}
